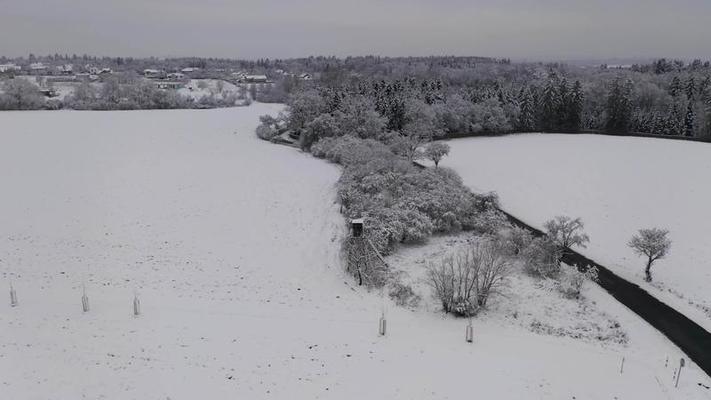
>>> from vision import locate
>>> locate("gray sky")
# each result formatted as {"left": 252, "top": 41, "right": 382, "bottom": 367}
{"left": 1, "top": 0, "right": 710, "bottom": 60}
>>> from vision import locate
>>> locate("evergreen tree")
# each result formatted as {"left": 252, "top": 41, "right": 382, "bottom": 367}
{"left": 666, "top": 102, "right": 683, "bottom": 135}
{"left": 556, "top": 77, "right": 570, "bottom": 130}
{"left": 684, "top": 101, "right": 696, "bottom": 137}
{"left": 517, "top": 87, "right": 536, "bottom": 132}
{"left": 685, "top": 77, "right": 696, "bottom": 100}
{"left": 540, "top": 76, "right": 559, "bottom": 132}
{"left": 699, "top": 76, "right": 711, "bottom": 102}
{"left": 669, "top": 76, "right": 682, "bottom": 97}
{"left": 651, "top": 113, "right": 666, "bottom": 135}
{"left": 567, "top": 80, "right": 584, "bottom": 132}
{"left": 605, "top": 79, "right": 633, "bottom": 134}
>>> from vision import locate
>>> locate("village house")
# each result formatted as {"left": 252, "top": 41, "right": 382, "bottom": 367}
{"left": 29, "top": 62, "right": 48, "bottom": 72}
{"left": 56, "top": 64, "right": 73, "bottom": 74}
{"left": 243, "top": 74, "right": 268, "bottom": 83}
{"left": 0, "top": 63, "right": 21, "bottom": 73}
{"left": 155, "top": 81, "right": 184, "bottom": 90}
{"left": 144, "top": 69, "right": 167, "bottom": 79}
{"left": 166, "top": 72, "right": 185, "bottom": 80}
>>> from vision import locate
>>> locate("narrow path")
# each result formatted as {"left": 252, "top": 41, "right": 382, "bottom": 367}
{"left": 501, "top": 210, "right": 711, "bottom": 378}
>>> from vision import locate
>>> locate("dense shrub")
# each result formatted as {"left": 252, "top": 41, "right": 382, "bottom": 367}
{"left": 427, "top": 240, "right": 511, "bottom": 316}
{"left": 0, "top": 79, "right": 45, "bottom": 110}
{"left": 388, "top": 282, "right": 421, "bottom": 308}
{"left": 558, "top": 265, "right": 599, "bottom": 299}
{"left": 313, "top": 136, "right": 505, "bottom": 254}
{"left": 522, "top": 237, "right": 563, "bottom": 278}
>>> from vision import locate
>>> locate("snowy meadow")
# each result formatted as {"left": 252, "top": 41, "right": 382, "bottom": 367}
{"left": 444, "top": 133, "right": 711, "bottom": 331}
{"left": 1, "top": 108, "right": 709, "bottom": 399}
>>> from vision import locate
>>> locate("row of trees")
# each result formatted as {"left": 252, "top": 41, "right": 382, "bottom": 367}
{"left": 540, "top": 216, "right": 672, "bottom": 283}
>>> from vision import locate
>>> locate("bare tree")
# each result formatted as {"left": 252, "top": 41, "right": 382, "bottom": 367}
{"left": 426, "top": 241, "right": 510, "bottom": 316}
{"left": 475, "top": 241, "right": 511, "bottom": 307}
{"left": 628, "top": 228, "right": 671, "bottom": 282}
{"left": 544, "top": 216, "right": 590, "bottom": 250}
{"left": 424, "top": 142, "right": 450, "bottom": 168}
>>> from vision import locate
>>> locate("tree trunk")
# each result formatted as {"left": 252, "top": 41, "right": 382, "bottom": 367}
{"left": 644, "top": 257, "right": 653, "bottom": 282}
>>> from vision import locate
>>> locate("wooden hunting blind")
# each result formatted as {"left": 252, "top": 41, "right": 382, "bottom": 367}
{"left": 351, "top": 218, "right": 364, "bottom": 237}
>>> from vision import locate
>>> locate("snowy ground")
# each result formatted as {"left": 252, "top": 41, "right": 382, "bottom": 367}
{"left": 442, "top": 133, "right": 711, "bottom": 332}
{"left": 1, "top": 116, "right": 709, "bottom": 399}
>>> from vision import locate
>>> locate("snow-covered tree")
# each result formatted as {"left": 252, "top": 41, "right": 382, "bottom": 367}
{"left": 684, "top": 101, "right": 696, "bottom": 137}
{"left": 0, "top": 78, "right": 44, "bottom": 110}
{"left": 424, "top": 142, "right": 450, "bottom": 168}
{"left": 605, "top": 78, "right": 633, "bottom": 134}
{"left": 628, "top": 228, "right": 671, "bottom": 282}
{"left": 544, "top": 216, "right": 590, "bottom": 250}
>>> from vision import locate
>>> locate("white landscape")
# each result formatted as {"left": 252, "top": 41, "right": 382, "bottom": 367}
{"left": 1, "top": 106, "right": 709, "bottom": 399}
{"left": 443, "top": 134, "right": 711, "bottom": 332}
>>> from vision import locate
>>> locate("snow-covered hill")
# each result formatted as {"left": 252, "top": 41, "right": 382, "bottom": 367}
{"left": 1, "top": 114, "right": 708, "bottom": 399}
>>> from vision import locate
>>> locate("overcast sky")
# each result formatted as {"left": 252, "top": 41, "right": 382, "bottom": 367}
{"left": 1, "top": 0, "right": 710, "bottom": 60}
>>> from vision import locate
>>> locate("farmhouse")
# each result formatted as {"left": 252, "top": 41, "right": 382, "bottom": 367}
{"left": 167, "top": 72, "right": 185, "bottom": 80}
{"left": 243, "top": 74, "right": 268, "bottom": 83}
{"left": 155, "top": 81, "right": 184, "bottom": 90}
{"left": 38, "top": 87, "right": 58, "bottom": 97}
{"left": 29, "top": 62, "right": 48, "bottom": 72}
{"left": 56, "top": 64, "right": 73, "bottom": 74}
{"left": 144, "top": 69, "right": 166, "bottom": 79}
{"left": 0, "top": 63, "right": 21, "bottom": 73}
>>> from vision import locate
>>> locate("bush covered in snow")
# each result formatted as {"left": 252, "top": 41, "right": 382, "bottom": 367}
{"left": 388, "top": 282, "right": 422, "bottom": 308}
{"left": 0, "top": 78, "right": 45, "bottom": 110}
{"left": 521, "top": 237, "right": 563, "bottom": 278}
{"left": 312, "top": 136, "right": 504, "bottom": 255}
{"left": 558, "top": 265, "right": 599, "bottom": 299}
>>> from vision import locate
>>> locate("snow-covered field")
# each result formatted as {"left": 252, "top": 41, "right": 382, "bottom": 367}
{"left": 443, "top": 133, "right": 711, "bottom": 331}
{"left": 1, "top": 114, "right": 708, "bottom": 399}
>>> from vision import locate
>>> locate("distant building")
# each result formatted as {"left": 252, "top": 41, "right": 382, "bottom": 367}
{"left": 155, "top": 81, "right": 184, "bottom": 90}
{"left": 29, "top": 62, "right": 48, "bottom": 72}
{"left": 39, "top": 87, "right": 58, "bottom": 97}
{"left": 299, "top": 73, "right": 313, "bottom": 81}
{"left": 56, "top": 64, "right": 73, "bottom": 74}
{"left": 243, "top": 75, "right": 268, "bottom": 83}
{"left": 144, "top": 69, "right": 166, "bottom": 79}
{"left": 75, "top": 73, "right": 99, "bottom": 82}
{"left": 606, "top": 64, "right": 632, "bottom": 70}
{"left": 99, "top": 68, "right": 113, "bottom": 75}
{"left": 167, "top": 72, "right": 185, "bottom": 80}
{"left": 0, "top": 63, "right": 21, "bottom": 73}
{"left": 181, "top": 67, "right": 199, "bottom": 73}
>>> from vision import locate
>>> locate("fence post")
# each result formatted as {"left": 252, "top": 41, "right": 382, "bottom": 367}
{"left": 466, "top": 319, "right": 473, "bottom": 343}
{"left": 620, "top": 356, "right": 625, "bottom": 374}
{"left": 675, "top": 358, "right": 685, "bottom": 388}
{"left": 133, "top": 294, "right": 141, "bottom": 317}
{"left": 81, "top": 285, "right": 90, "bottom": 312}
{"left": 10, "top": 284, "right": 18, "bottom": 307}
{"left": 378, "top": 312, "right": 386, "bottom": 336}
